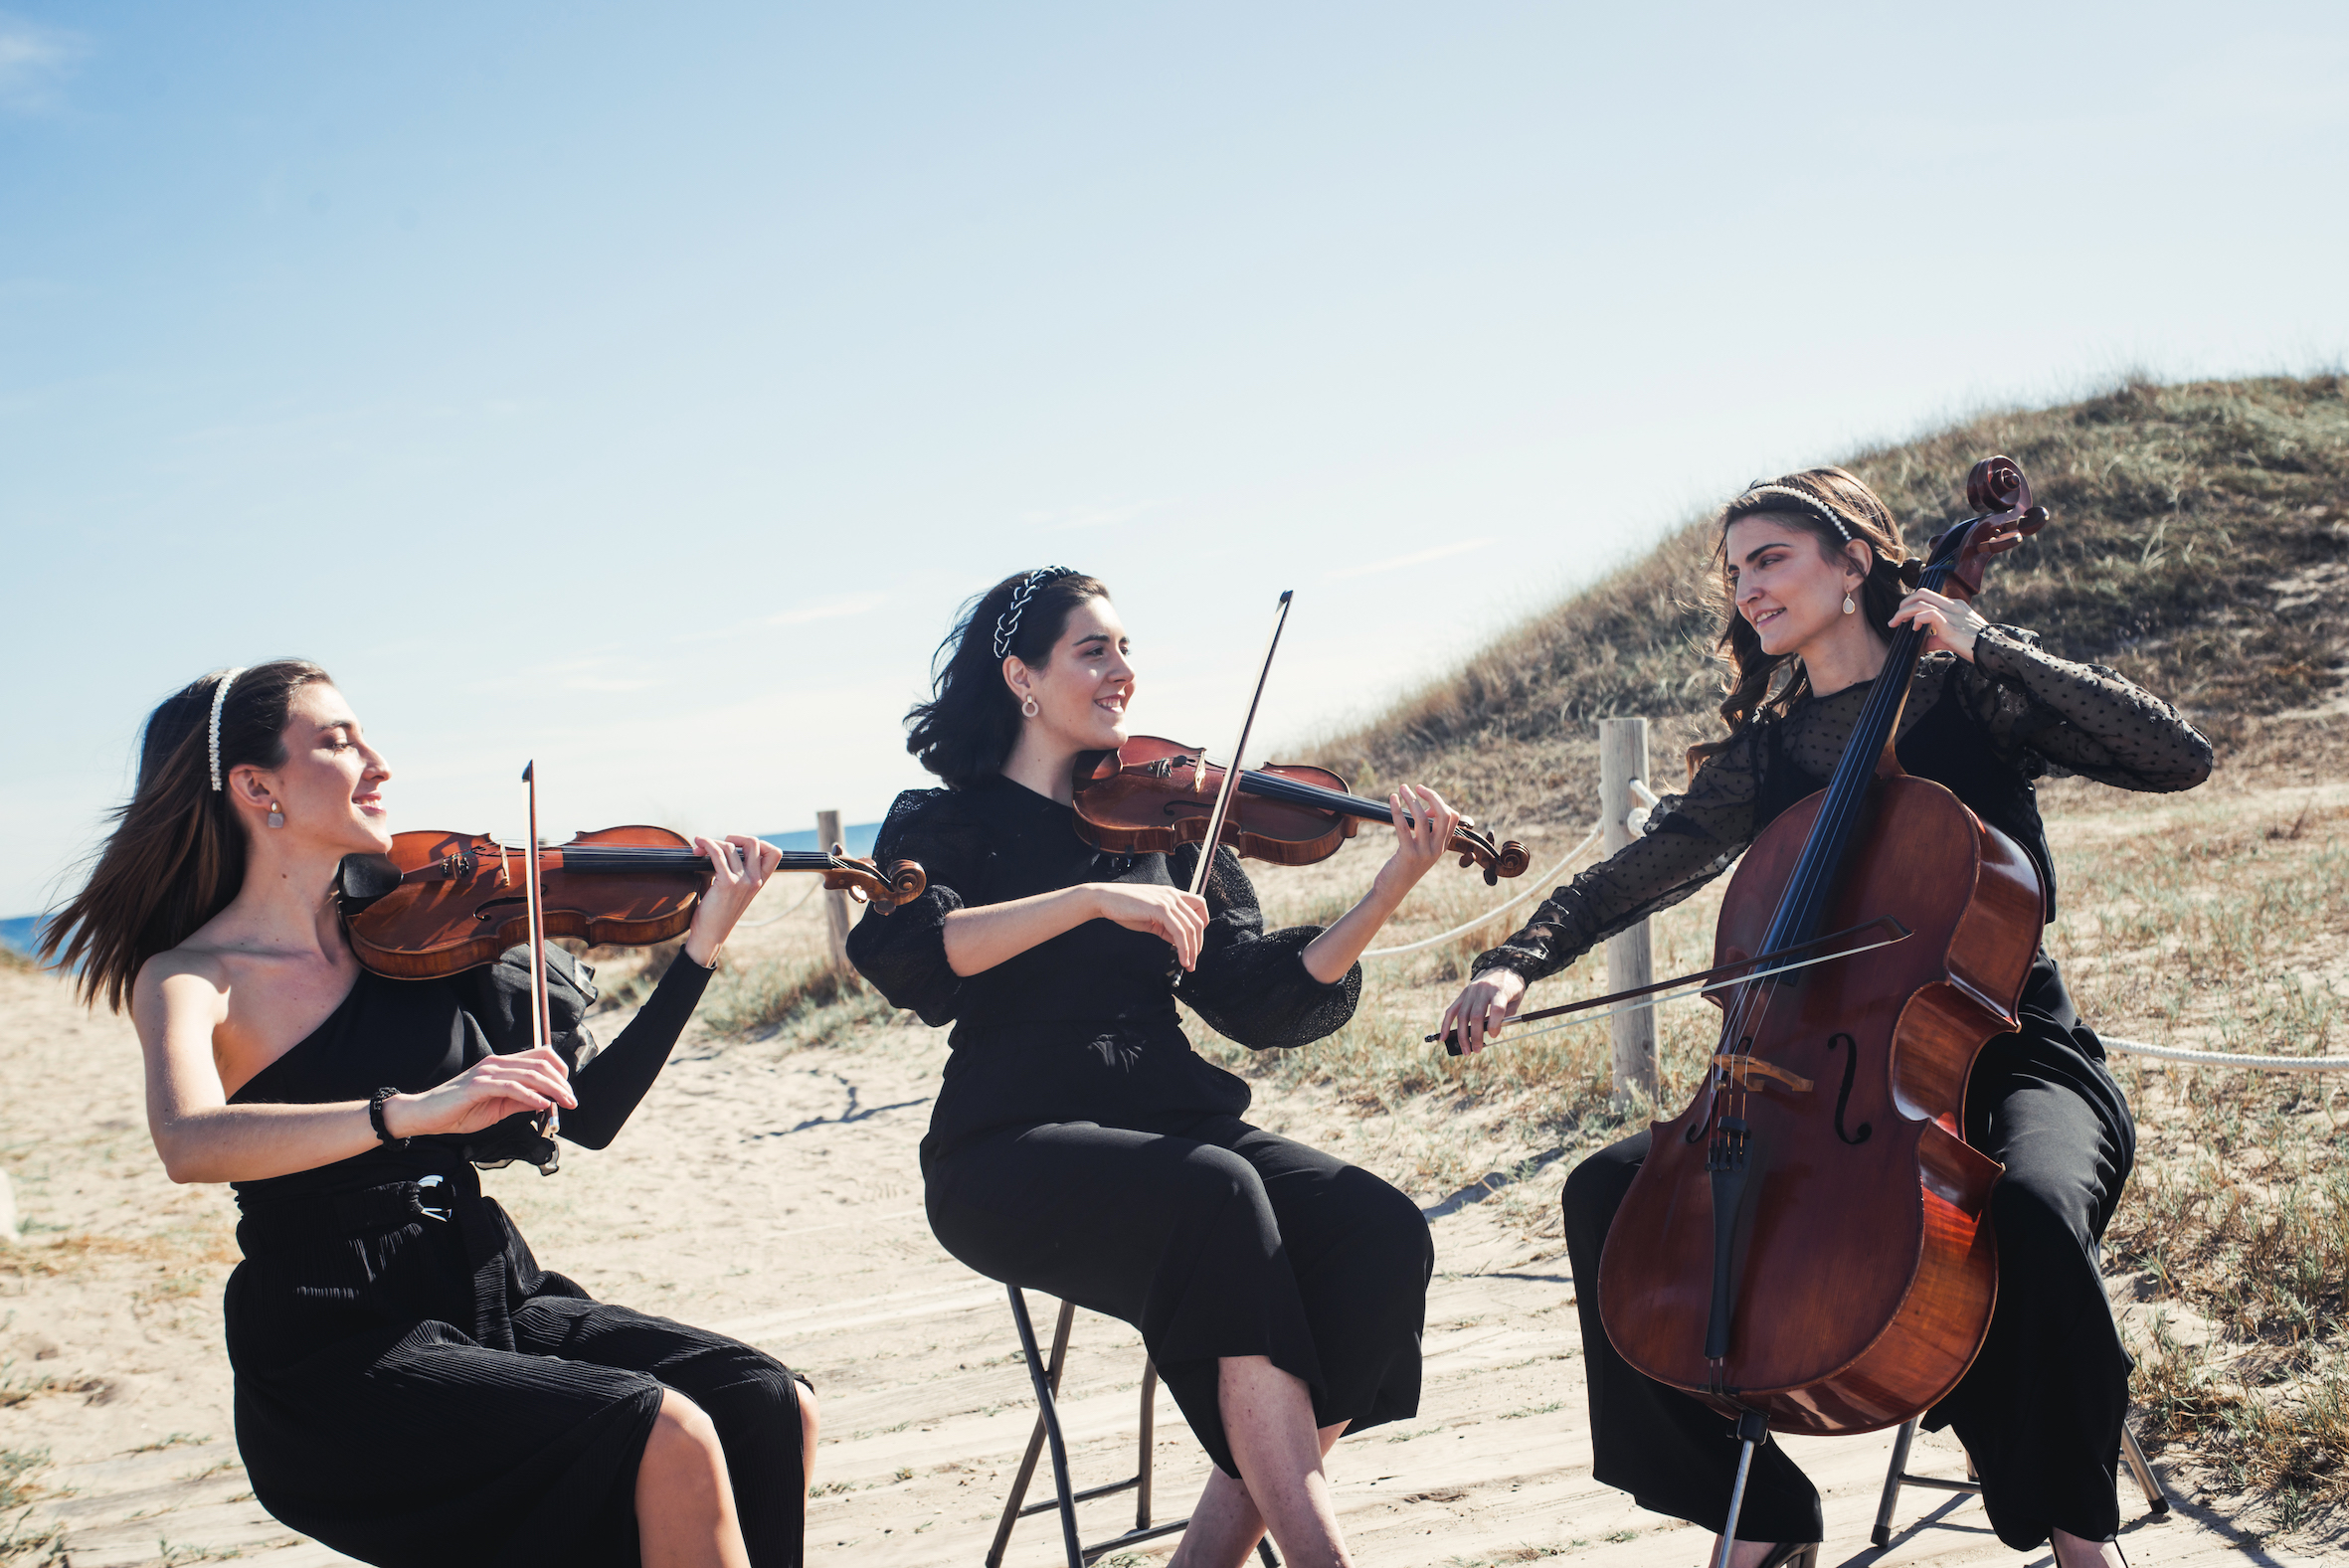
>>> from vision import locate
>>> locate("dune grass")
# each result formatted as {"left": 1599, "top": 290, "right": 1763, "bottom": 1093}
{"left": 1311, "top": 374, "right": 2349, "bottom": 832}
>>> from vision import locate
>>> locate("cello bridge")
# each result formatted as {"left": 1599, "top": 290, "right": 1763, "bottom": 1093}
{"left": 1710, "top": 1054, "right": 1815, "bottom": 1095}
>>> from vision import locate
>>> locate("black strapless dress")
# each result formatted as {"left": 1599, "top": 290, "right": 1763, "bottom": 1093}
{"left": 221, "top": 949, "right": 807, "bottom": 1568}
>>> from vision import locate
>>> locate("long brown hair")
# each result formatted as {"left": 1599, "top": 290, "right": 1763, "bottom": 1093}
{"left": 43, "top": 659, "right": 334, "bottom": 1011}
{"left": 1687, "top": 467, "right": 1916, "bottom": 775}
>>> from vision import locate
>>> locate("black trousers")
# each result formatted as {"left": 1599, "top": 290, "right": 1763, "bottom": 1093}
{"left": 925, "top": 1111, "right": 1433, "bottom": 1477}
{"left": 229, "top": 1188, "right": 809, "bottom": 1568}
{"left": 1560, "top": 956, "right": 2135, "bottom": 1551}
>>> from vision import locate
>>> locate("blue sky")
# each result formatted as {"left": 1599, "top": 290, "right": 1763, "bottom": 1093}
{"left": 3, "top": 2, "right": 2344, "bottom": 915}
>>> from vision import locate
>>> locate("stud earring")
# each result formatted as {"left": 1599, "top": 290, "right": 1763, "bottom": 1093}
{"left": 1020, "top": 696, "right": 1040, "bottom": 718}
{"left": 267, "top": 800, "right": 285, "bottom": 828}
{"left": 1842, "top": 593, "right": 1857, "bottom": 615}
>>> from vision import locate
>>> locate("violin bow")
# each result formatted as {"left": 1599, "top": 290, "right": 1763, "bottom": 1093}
{"left": 519, "top": 762, "right": 561, "bottom": 1174}
{"left": 1432, "top": 916, "right": 1911, "bottom": 1055}
{"left": 1185, "top": 590, "right": 1296, "bottom": 898}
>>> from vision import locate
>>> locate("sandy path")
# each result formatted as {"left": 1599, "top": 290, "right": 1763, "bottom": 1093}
{"left": 0, "top": 965, "right": 2316, "bottom": 1567}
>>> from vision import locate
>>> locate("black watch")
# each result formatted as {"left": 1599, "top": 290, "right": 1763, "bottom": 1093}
{"left": 368, "top": 1087, "right": 410, "bottom": 1148}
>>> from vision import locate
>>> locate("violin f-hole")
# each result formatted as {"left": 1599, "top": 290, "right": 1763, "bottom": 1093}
{"left": 1826, "top": 1032, "right": 1872, "bottom": 1145}
{"left": 472, "top": 892, "right": 539, "bottom": 924}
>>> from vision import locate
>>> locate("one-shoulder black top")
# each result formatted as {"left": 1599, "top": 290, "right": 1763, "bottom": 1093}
{"left": 845, "top": 774, "right": 1361, "bottom": 1162}
{"left": 227, "top": 946, "right": 712, "bottom": 1206}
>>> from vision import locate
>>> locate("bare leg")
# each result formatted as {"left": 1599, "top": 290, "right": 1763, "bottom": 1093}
{"left": 798, "top": 1382, "right": 821, "bottom": 1493}
{"left": 1172, "top": 1417, "right": 1348, "bottom": 1568}
{"left": 1170, "top": 1356, "right": 1352, "bottom": 1568}
{"left": 1703, "top": 1539, "right": 1786, "bottom": 1568}
{"left": 2052, "top": 1528, "right": 2126, "bottom": 1567}
{"left": 635, "top": 1389, "right": 752, "bottom": 1568}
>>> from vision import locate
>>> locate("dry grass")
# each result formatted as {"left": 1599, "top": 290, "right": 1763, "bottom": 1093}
{"left": 0, "top": 1446, "right": 60, "bottom": 1564}
{"left": 2054, "top": 785, "right": 2349, "bottom": 1535}
{"left": 1309, "top": 374, "right": 2349, "bottom": 834}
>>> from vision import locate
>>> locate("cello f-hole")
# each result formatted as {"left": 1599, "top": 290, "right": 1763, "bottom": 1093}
{"left": 1827, "top": 1032, "right": 1873, "bottom": 1145}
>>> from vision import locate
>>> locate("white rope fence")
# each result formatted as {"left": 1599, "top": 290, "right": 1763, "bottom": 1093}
{"left": 2101, "top": 1036, "right": 2349, "bottom": 1072}
{"left": 1360, "top": 821, "right": 1602, "bottom": 958}
{"left": 1359, "top": 772, "right": 1661, "bottom": 961}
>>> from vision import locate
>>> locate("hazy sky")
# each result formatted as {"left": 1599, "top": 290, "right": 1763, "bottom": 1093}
{"left": 4, "top": 2, "right": 2344, "bottom": 915}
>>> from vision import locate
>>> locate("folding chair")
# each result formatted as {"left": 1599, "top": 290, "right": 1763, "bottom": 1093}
{"left": 990, "top": 1286, "right": 1279, "bottom": 1567}
{"left": 1871, "top": 1416, "right": 2169, "bottom": 1546}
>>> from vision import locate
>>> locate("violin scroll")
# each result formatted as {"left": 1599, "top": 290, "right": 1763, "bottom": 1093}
{"left": 1453, "top": 822, "right": 1533, "bottom": 886}
{"left": 825, "top": 856, "right": 929, "bottom": 909}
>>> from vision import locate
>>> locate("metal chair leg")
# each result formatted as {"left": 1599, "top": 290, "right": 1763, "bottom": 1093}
{"left": 1137, "top": 1359, "right": 1157, "bottom": 1531}
{"left": 989, "top": 1296, "right": 1078, "bottom": 1567}
{"left": 1005, "top": 1287, "right": 1085, "bottom": 1568}
{"left": 1875, "top": 1414, "right": 2166, "bottom": 1545}
{"left": 2121, "top": 1424, "right": 2170, "bottom": 1516}
{"left": 1871, "top": 1418, "right": 1918, "bottom": 1547}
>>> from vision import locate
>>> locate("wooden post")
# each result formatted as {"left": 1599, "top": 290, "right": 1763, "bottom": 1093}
{"left": 816, "top": 809, "right": 855, "bottom": 983}
{"left": 1600, "top": 718, "right": 1657, "bottom": 1108}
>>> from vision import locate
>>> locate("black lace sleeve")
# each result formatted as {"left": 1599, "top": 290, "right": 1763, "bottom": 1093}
{"left": 1174, "top": 843, "right": 1360, "bottom": 1050}
{"left": 1471, "top": 725, "right": 1767, "bottom": 985}
{"left": 844, "top": 788, "right": 985, "bottom": 1026}
{"left": 1962, "top": 625, "right": 2215, "bottom": 791}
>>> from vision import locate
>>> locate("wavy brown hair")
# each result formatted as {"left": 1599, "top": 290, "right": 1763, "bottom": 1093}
{"left": 1686, "top": 466, "right": 1918, "bottom": 776}
{"left": 42, "top": 659, "right": 334, "bottom": 1011}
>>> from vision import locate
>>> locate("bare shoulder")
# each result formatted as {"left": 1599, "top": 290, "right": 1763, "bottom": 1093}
{"left": 131, "top": 944, "right": 232, "bottom": 1040}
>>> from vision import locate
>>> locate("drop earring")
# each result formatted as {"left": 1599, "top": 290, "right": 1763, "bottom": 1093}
{"left": 1020, "top": 696, "right": 1040, "bottom": 718}
{"left": 267, "top": 800, "right": 285, "bottom": 828}
{"left": 1842, "top": 593, "right": 1857, "bottom": 615}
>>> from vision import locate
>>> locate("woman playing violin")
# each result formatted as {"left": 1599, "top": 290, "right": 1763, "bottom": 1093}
{"left": 847, "top": 569, "right": 1459, "bottom": 1568}
{"left": 42, "top": 660, "right": 815, "bottom": 1568}
{"left": 1442, "top": 471, "right": 2213, "bottom": 1567}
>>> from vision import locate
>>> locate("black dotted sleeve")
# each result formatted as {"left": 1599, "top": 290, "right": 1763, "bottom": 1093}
{"left": 1174, "top": 843, "right": 1360, "bottom": 1050}
{"left": 844, "top": 788, "right": 986, "bottom": 1027}
{"left": 1471, "top": 724, "right": 1767, "bottom": 985}
{"left": 1963, "top": 625, "right": 2215, "bottom": 791}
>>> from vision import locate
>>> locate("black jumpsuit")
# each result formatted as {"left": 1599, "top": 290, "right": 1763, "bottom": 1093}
{"left": 1473, "top": 626, "right": 2213, "bottom": 1551}
{"left": 846, "top": 774, "right": 1435, "bottom": 1477}
{"left": 223, "top": 947, "right": 810, "bottom": 1568}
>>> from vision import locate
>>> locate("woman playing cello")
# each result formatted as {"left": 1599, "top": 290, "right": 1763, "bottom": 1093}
{"left": 42, "top": 660, "right": 815, "bottom": 1568}
{"left": 1442, "top": 470, "right": 2212, "bottom": 1566}
{"left": 847, "top": 569, "right": 1459, "bottom": 1568}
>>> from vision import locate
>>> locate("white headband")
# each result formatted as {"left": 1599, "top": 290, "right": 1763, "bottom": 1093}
{"left": 993, "top": 567, "right": 1077, "bottom": 659}
{"left": 208, "top": 667, "right": 247, "bottom": 791}
{"left": 1735, "top": 485, "right": 1855, "bottom": 543}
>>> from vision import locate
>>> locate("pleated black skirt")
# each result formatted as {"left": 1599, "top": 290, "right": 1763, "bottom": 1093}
{"left": 923, "top": 1110, "right": 1433, "bottom": 1477}
{"left": 225, "top": 1168, "right": 808, "bottom": 1568}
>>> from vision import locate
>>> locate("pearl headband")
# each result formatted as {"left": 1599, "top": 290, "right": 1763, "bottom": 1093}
{"left": 993, "top": 567, "right": 1078, "bottom": 660}
{"left": 1733, "top": 484, "right": 1856, "bottom": 544}
{"left": 208, "top": 667, "right": 246, "bottom": 791}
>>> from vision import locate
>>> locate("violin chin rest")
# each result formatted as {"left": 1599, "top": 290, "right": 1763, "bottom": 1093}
{"left": 337, "top": 852, "right": 403, "bottom": 913}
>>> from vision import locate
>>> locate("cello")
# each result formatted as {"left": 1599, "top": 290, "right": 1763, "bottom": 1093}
{"left": 1594, "top": 457, "right": 2051, "bottom": 1552}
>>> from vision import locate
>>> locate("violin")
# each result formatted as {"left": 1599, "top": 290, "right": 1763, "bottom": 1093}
{"left": 339, "top": 822, "right": 926, "bottom": 980}
{"left": 1072, "top": 737, "right": 1532, "bottom": 885}
{"left": 1592, "top": 458, "right": 2051, "bottom": 1557}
